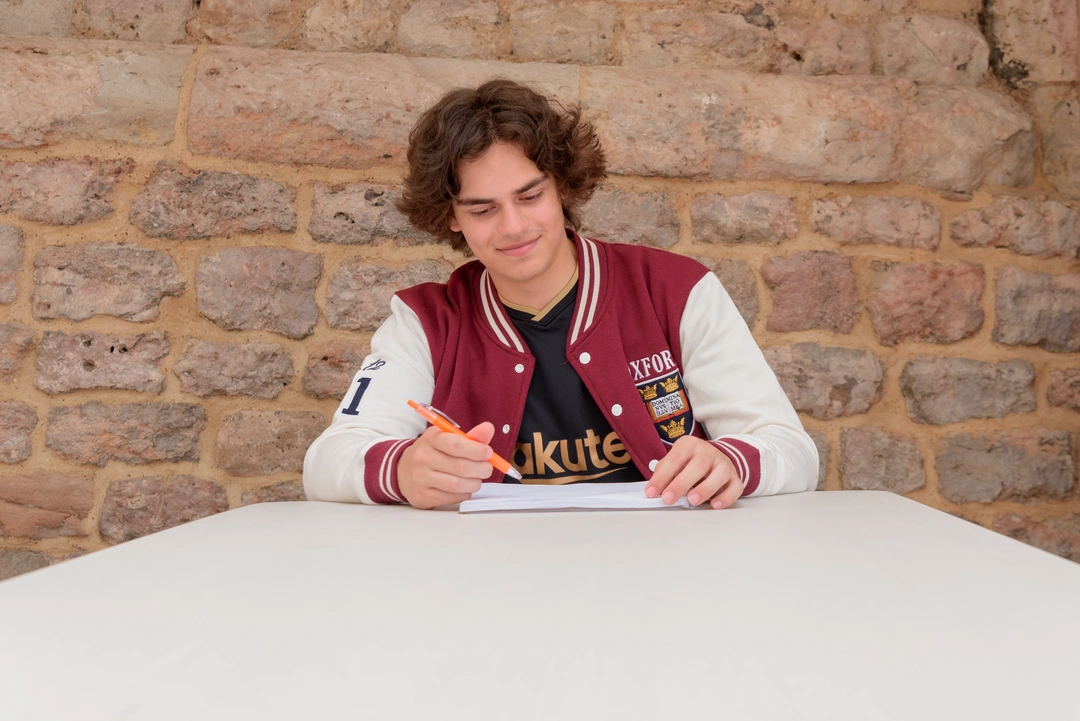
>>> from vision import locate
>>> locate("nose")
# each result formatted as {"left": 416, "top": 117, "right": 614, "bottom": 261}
{"left": 498, "top": 202, "right": 528, "bottom": 239}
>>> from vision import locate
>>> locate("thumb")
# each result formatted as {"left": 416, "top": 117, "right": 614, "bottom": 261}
{"left": 466, "top": 421, "right": 496, "bottom": 446}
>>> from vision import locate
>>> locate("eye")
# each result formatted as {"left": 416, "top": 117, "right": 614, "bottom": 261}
{"left": 521, "top": 191, "right": 542, "bottom": 202}
{"left": 470, "top": 207, "right": 493, "bottom": 217}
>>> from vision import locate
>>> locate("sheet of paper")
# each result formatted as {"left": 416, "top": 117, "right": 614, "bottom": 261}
{"left": 457, "top": 480, "right": 692, "bottom": 513}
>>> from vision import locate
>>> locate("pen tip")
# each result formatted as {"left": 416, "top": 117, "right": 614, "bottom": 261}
{"left": 506, "top": 467, "right": 523, "bottom": 481}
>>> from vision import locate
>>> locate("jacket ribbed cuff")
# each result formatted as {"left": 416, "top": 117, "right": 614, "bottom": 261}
{"left": 363, "top": 438, "right": 416, "bottom": 504}
{"left": 709, "top": 438, "right": 761, "bottom": 496}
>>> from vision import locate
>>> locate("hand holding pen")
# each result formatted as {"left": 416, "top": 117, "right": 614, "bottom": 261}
{"left": 397, "top": 401, "right": 521, "bottom": 510}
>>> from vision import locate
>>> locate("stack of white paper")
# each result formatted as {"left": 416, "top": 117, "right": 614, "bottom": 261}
{"left": 457, "top": 480, "right": 692, "bottom": 513}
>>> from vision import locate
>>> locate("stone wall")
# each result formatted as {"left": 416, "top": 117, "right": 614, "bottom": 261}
{"left": 1, "top": 0, "right": 1078, "bottom": 579}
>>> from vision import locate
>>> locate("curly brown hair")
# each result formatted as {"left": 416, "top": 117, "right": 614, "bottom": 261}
{"left": 396, "top": 79, "right": 607, "bottom": 254}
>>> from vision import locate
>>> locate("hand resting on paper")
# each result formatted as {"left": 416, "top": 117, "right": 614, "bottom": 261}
{"left": 645, "top": 436, "right": 744, "bottom": 509}
{"left": 398, "top": 422, "right": 495, "bottom": 509}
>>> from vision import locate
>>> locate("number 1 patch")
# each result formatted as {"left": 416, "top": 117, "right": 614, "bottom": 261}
{"left": 341, "top": 377, "right": 371, "bottom": 416}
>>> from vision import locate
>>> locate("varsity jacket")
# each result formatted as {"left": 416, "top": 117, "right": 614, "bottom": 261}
{"left": 303, "top": 233, "right": 818, "bottom": 505}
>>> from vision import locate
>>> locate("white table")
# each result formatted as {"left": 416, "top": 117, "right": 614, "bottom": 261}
{"left": 2, "top": 491, "right": 1079, "bottom": 720}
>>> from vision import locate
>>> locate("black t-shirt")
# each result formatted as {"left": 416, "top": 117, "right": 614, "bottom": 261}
{"left": 504, "top": 285, "right": 644, "bottom": 485}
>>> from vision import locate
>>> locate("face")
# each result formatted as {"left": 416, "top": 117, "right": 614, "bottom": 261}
{"left": 449, "top": 141, "right": 577, "bottom": 309}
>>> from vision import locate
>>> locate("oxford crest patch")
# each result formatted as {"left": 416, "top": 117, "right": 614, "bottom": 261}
{"left": 637, "top": 370, "right": 694, "bottom": 443}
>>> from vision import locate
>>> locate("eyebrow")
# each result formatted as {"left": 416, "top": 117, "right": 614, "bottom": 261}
{"left": 453, "top": 174, "right": 549, "bottom": 206}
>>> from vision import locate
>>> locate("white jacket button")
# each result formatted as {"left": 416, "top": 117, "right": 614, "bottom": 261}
{"left": 649, "top": 459, "right": 658, "bottom": 472}
{"left": 514, "top": 363, "right": 524, "bottom": 373}
{"left": 502, "top": 424, "right": 510, "bottom": 434}
{"left": 580, "top": 352, "right": 591, "bottom": 364}
{"left": 611, "top": 404, "right": 622, "bottom": 416}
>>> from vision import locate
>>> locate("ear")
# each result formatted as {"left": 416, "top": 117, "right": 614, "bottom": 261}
{"left": 448, "top": 212, "right": 461, "bottom": 234}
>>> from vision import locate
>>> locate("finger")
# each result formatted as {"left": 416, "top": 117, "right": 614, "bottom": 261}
{"left": 687, "top": 453, "right": 738, "bottom": 506}
{"left": 425, "top": 470, "right": 485, "bottom": 496}
{"left": 411, "top": 489, "right": 475, "bottom": 510}
{"left": 660, "top": 454, "right": 713, "bottom": 505}
{"left": 409, "top": 452, "right": 491, "bottom": 488}
{"left": 644, "top": 438, "right": 697, "bottom": 498}
{"left": 710, "top": 474, "right": 745, "bottom": 510}
{"left": 430, "top": 426, "right": 494, "bottom": 462}
{"left": 686, "top": 465, "right": 727, "bottom": 507}
{"left": 466, "top": 421, "right": 495, "bottom": 445}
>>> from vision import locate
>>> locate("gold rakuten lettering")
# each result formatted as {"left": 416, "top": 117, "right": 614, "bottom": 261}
{"left": 533, "top": 432, "right": 564, "bottom": 474}
{"left": 603, "top": 433, "right": 630, "bottom": 464}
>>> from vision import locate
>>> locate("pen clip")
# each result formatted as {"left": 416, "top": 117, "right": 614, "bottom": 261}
{"left": 417, "top": 402, "right": 462, "bottom": 430}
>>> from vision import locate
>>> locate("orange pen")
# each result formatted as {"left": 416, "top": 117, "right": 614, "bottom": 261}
{"left": 408, "top": 400, "right": 523, "bottom": 481}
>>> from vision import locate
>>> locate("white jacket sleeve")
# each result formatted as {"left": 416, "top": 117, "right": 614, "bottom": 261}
{"left": 679, "top": 272, "right": 819, "bottom": 496}
{"left": 303, "top": 296, "right": 434, "bottom": 504}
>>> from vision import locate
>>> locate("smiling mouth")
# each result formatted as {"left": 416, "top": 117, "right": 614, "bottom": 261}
{"left": 500, "top": 237, "right": 539, "bottom": 256}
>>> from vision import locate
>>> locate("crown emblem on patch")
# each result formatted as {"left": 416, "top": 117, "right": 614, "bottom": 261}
{"left": 660, "top": 376, "right": 680, "bottom": 393}
{"left": 639, "top": 384, "right": 658, "bottom": 400}
{"left": 661, "top": 417, "right": 686, "bottom": 438}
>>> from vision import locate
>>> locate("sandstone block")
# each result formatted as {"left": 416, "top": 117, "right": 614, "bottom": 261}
{"left": 1033, "top": 86, "right": 1080, "bottom": 199}
{"left": 309, "top": 183, "right": 432, "bottom": 246}
{"left": 984, "top": 0, "right": 1078, "bottom": 84}
{"left": 0, "top": 471, "right": 93, "bottom": 539}
{"left": 189, "top": 47, "right": 577, "bottom": 168}
{"left": 130, "top": 161, "right": 296, "bottom": 240}
{"left": 0, "top": 36, "right": 193, "bottom": 148}
{"left": 0, "top": 549, "right": 51, "bottom": 581}
{"left": 579, "top": 187, "right": 679, "bottom": 249}
{"left": 691, "top": 192, "right": 797, "bottom": 246}
{"left": 899, "top": 356, "right": 1035, "bottom": 425}
{"left": 302, "top": 340, "right": 369, "bottom": 400}
{"left": 46, "top": 402, "right": 207, "bottom": 466}
{"left": 33, "top": 242, "right": 185, "bottom": 322}
{"left": 408, "top": 57, "right": 578, "bottom": 104}
{"left": 896, "top": 85, "right": 1035, "bottom": 191}
{"left": 808, "top": 429, "right": 828, "bottom": 491}
{"left": 35, "top": 330, "right": 169, "bottom": 394}
{"left": 775, "top": 19, "right": 872, "bottom": 76}
{"left": 1048, "top": 369, "right": 1080, "bottom": 412}
{"left": 78, "top": 0, "right": 195, "bottom": 43}
{"left": 0, "top": 324, "right": 35, "bottom": 382}
{"left": 189, "top": 48, "right": 437, "bottom": 167}
{"left": 583, "top": 68, "right": 1033, "bottom": 192}
{"left": 811, "top": 196, "right": 940, "bottom": 250}
{"left": 191, "top": 0, "right": 291, "bottom": 48}
{"left": 0, "top": 224, "right": 23, "bottom": 303}
{"left": 951, "top": 197, "right": 1080, "bottom": 259}
{"left": 0, "top": 402, "right": 37, "bottom": 464}
{"left": 196, "top": 247, "right": 321, "bottom": 339}
{"left": 174, "top": 339, "right": 294, "bottom": 399}
{"left": 301, "top": 0, "right": 395, "bottom": 52}
{"left": 0, "top": 158, "right": 134, "bottom": 225}
{"left": 840, "top": 427, "right": 925, "bottom": 494}
{"left": 618, "top": 9, "right": 775, "bottom": 72}
{"left": 993, "top": 513, "right": 1080, "bottom": 562}
{"left": 762, "top": 251, "right": 861, "bottom": 334}
{"left": 874, "top": 15, "right": 989, "bottom": 86}
{"left": 868, "top": 262, "right": 984, "bottom": 346}
{"left": 241, "top": 480, "right": 307, "bottom": 505}
{"left": 99, "top": 475, "right": 229, "bottom": 544}
{"left": 398, "top": 0, "right": 500, "bottom": 59}
{"left": 510, "top": 0, "right": 616, "bottom": 64}
{"left": 937, "top": 428, "right": 1074, "bottom": 503}
{"left": 0, "top": 1, "right": 74, "bottom": 36}
{"left": 217, "top": 410, "right": 325, "bottom": 476}
{"left": 993, "top": 266, "right": 1080, "bottom": 353}
{"left": 326, "top": 258, "right": 453, "bottom": 332}
{"left": 763, "top": 343, "right": 884, "bottom": 420}
{"left": 690, "top": 256, "right": 759, "bottom": 329}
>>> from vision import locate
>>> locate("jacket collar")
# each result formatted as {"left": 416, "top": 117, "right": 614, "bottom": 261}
{"left": 475, "top": 229, "right": 605, "bottom": 353}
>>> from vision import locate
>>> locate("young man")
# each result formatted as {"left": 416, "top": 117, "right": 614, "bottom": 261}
{"left": 303, "top": 80, "right": 818, "bottom": 509}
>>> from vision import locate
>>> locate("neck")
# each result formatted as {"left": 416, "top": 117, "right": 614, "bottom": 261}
{"left": 493, "top": 239, "right": 579, "bottom": 310}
